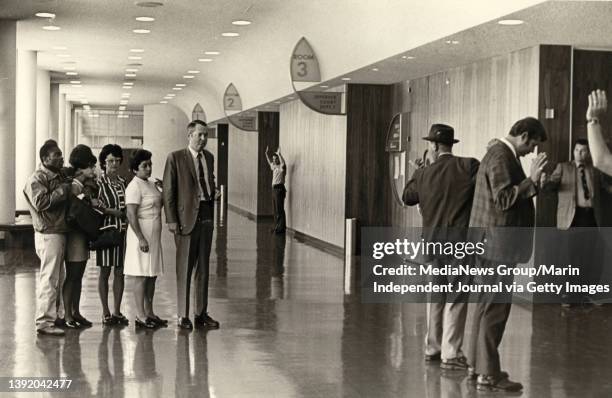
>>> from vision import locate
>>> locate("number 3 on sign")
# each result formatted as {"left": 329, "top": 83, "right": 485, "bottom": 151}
{"left": 297, "top": 61, "right": 308, "bottom": 78}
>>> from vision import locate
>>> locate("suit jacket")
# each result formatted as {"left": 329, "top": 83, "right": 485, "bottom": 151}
{"left": 545, "top": 162, "right": 607, "bottom": 229}
{"left": 163, "top": 148, "right": 216, "bottom": 235}
{"left": 469, "top": 140, "right": 537, "bottom": 263}
{"left": 402, "top": 154, "right": 479, "bottom": 243}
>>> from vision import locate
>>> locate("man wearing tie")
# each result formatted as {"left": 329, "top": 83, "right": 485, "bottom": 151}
{"left": 163, "top": 120, "right": 220, "bottom": 330}
{"left": 541, "top": 139, "right": 608, "bottom": 306}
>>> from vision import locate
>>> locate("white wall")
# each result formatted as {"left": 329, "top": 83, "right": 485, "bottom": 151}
{"left": 228, "top": 125, "right": 258, "bottom": 215}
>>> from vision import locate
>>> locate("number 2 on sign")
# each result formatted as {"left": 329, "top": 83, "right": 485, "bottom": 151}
{"left": 297, "top": 61, "right": 308, "bottom": 78}
{"left": 226, "top": 98, "right": 234, "bottom": 107}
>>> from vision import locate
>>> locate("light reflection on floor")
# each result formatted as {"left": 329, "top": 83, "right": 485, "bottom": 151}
{"left": 0, "top": 209, "right": 611, "bottom": 397}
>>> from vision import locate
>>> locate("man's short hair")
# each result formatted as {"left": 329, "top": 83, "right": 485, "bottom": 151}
{"left": 508, "top": 117, "right": 547, "bottom": 142}
{"left": 39, "top": 140, "right": 60, "bottom": 163}
{"left": 187, "top": 119, "right": 207, "bottom": 134}
{"left": 574, "top": 138, "right": 589, "bottom": 148}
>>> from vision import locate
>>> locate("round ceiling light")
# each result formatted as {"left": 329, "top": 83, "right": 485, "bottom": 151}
{"left": 498, "top": 19, "right": 524, "bottom": 25}
{"left": 232, "top": 20, "right": 251, "bottom": 26}
{"left": 221, "top": 32, "right": 239, "bottom": 37}
{"left": 133, "top": 29, "right": 151, "bottom": 34}
{"left": 42, "top": 25, "right": 61, "bottom": 31}
{"left": 36, "top": 12, "right": 56, "bottom": 18}
{"left": 130, "top": 48, "right": 145, "bottom": 53}
{"left": 135, "top": 16, "right": 155, "bottom": 22}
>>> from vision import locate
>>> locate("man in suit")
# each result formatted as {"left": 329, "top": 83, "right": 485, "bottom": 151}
{"left": 403, "top": 124, "right": 479, "bottom": 371}
{"left": 467, "top": 117, "right": 548, "bottom": 392}
{"left": 163, "top": 120, "right": 220, "bottom": 330}
{"left": 542, "top": 139, "right": 608, "bottom": 306}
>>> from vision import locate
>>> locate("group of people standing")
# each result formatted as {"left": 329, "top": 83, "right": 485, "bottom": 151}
{"left": 402, "top": 89, "right": 610, "bottom": 392}
{"left": 25, "top": 119, "right": 220, "bottom": 336}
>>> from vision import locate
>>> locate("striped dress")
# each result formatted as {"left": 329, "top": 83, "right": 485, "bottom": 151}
{"left": 96, "top": 174, "right": 127, "bottom": 267}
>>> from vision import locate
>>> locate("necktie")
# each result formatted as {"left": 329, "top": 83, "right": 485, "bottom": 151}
{"left": 197, "top": 153, "right": 210, "bottom": 200}
{"left": 579, "top": 165, "right": 590, "bottom": 201}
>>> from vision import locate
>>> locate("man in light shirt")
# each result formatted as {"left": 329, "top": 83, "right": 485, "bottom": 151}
{"left": 265, "top": 146, "right": 287, "bottom": 234}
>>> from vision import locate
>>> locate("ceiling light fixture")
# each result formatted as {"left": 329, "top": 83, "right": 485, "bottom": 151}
{"left": 42, "top": 25, "right": 61, "bottom": 31}
{"left": 204, "top": 51, "right": 220, "bottom": 55}
{"left": 166, "top": 93, "right": 175, "bottom": 97}
{"left": 123, "top": 86, "right": 133, "bottom": 90}
{"left": 172, "top": 87, "right": 182, "bottom": 91}
{"left": 445, "top": 40, "right": 460, "bottom": 45}
{"left": 320, "top": 85, "right": 329, "bottom": 88}
{"left": 232, "top": 20, "right": 251, "bottom": 26}
{"left": 221, "top": 32, "right": 239, "bottom": 37}
{"left": 36, "top": 12, "right": 56, "bottom": 18}
{"left": 125, "top": 68, "right": 139, "bottom": 72}
{"left": 70, "top": 80, "right": 81, "bottom": 84}
{"left": 130, "top": 48, "right": 145, "bottom": 53}
{"left": 125, "top": 73, "right": 137, "bottom": 77}
{"left": 66, "top": 72, "right": 78, "bottom": 76}
{"left": 498, "top": 19, "right": 524, "bottom": 25}
{"left": 160, "top": 100, "right": 168, "bottom": 104}
{"left": 401, "top": 55, "right": 415, "bottom": 60}
{"left": 123, "top": 82, "right": 134, "bottom": 86}
{"left": 175, "top": 83, "right": 187, "bottom": 87}
{"left": 198, "top": 58, "right": 213, "bottom": 62}
{"left": 183, "top": 75, "right": 194, "bottom": 79}
{"left": 341, "top": 77, "right": 351, "bottom": 81}
{"left": 187, "top": 70, "right": 200, "bottom": 74}
{"left": 135, "top": 16, "right": 155, "bottom": 22}
{"left": 372, "top": 68, "right": 379, "bottom": 72}
{"left": 128, "top": 56, "right": 142, "bottom": 60}
{"left": 133, "top": 29, "right": 151, "bottom": 34}
{"left": 135, "top": 1, "right": 164, "bottom": 7}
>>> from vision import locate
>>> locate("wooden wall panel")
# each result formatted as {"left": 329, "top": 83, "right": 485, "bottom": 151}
{"left": 228, "top": 125, "right": 258, "bottom": 215}
{"left": 216, "top": 123, "right": 229, "bottom": 190}
{"left": 391, "top": 46, "right": 540, "bottom": 227}
{"left": 279, "top": 99, "right": 347, "bottom": 247}
{"left": 256, "top": 112, "right": 280, "bottom": 216}
{"left": 345, "top": 84, "right": 394, "bottom": 229}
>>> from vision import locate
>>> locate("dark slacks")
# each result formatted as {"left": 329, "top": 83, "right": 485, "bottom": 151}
{"left": 467, "top": 256, "right": 514, "bottom": 376}
{"left": 272, "top": 184, "right": 286, "bottom": 232}
{"left": 175, "top": 201, "right": 214, "bottom": 318}
{"left": 569, "top": 207, "right": 602, "bottom": 289}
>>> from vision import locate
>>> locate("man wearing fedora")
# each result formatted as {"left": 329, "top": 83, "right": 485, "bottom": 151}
{"left": 403, "top": 124, "right": 480, "bottom": 371}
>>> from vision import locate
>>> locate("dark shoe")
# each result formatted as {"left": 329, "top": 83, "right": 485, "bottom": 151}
{"left": 194, "top": 313, "right": 220, "bottom": 328}
{"left": 424, "top": 352, "right": 441, "bottom": 362}
{"left": 177, "top": 317, "right": 193, "bottom": 330}
{"left": 440, "top": 356, "right": 468, "bottom": 370}
{"left": 477, "top": 374, "right": 523, "bottom": 392}
{"left": 151, "top": 315, "right": 168, "bottom": 327}
{"left": 102, "top": 314, "right": 117, "bottom": 326}
{"left": 112, "top": 313, "right": 129, "bottom": 325}
{"left": 73, "top": 314, "right": 93, "bottom": 327}
{"left": 468, "top": 367, "right": 508, "bottom": 382}
{"left": 135, "top": 317, "right": 156, "bottom": 329}
{"left": 37, "top": 326, "right": 65, "bottom": 336}
{"left": 54, "top": 318, "right": 66, "bottom": 328}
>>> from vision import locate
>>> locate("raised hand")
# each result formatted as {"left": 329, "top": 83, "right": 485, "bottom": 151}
{"left": 587, "top": 90, "right": 607, "bottom": 121}
{"left": 530, "top": 152, "right": 548, "bottom": 182}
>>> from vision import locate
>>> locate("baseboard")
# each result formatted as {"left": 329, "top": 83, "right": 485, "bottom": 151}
{"left": 286, "top": 228, "right": 344, "bottom": 258}
{"left": 227, "top": 203, "right": 274, "bottom": 221}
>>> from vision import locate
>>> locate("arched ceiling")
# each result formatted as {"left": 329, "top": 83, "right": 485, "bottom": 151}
{"left": 3, "top": 1, "right": 612, "bottom": 122}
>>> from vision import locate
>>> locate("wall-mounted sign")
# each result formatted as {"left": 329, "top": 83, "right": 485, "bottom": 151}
{"left": 289, "top": 37, "right": 346, "bottom": 115}
{"left": 386, "top": 113, "right": 403, "bottom": 152}
{"left": 222, "top": 83, "right": 257, "bottom": 132}
{"left": 192, "top": 103, "right": 206, "bottom": 122}
{"left": 385, "top": 112, "right": 411, "bottom": 207}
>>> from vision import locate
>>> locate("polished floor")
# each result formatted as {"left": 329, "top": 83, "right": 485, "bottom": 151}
{"left": 1, "top": 209, "right": 612, "bottom": 397}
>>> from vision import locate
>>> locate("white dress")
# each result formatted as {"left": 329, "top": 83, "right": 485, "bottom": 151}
{"left": 124, "top": 177, "right": 164, "bottom": 277}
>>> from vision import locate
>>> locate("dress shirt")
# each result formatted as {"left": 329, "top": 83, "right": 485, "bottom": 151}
{"left": 188, "top": 146, "right": 212, "bottom": 201}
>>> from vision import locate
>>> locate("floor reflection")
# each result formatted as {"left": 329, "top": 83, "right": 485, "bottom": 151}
{"left": 0, "top": 210, "right": 612, "bottom": 397}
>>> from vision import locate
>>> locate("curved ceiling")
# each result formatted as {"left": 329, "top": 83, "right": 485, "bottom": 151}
{"left": 4, "top": 0, "right": 610, "bottom": 122}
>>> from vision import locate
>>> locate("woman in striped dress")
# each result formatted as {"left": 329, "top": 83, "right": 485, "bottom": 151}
{"left": 97, "top": 144, "right": 129, "bottom": 325}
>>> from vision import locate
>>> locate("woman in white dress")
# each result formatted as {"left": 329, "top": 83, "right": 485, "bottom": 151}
{"left": 124, "top": 149, "right": 166, "bottom": 328}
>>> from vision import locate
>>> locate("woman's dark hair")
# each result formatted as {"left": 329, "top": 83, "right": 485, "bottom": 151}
{"left": 129, "top": 149, "right": 152, "bottom": 172}
{"left": 99, "top": 144, "right": 123, "bottom": 171}
{"left": 69, "top": 144, "right": 97, "bottom": 170}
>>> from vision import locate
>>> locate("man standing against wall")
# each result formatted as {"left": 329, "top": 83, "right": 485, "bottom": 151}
{"left": 265, "top": 146, "right": 287, "bottom": 234}
{"left": 24, "top": 140, "right": 72, "bottom": 336}
{"left": 468, "top": 117, "right": 548, "bottom": 392}
{"left": 402, "top": 124, "right": 479, "bottom": 371}
{"left": 163, "top": 120, "right": 220, "bottom": 330}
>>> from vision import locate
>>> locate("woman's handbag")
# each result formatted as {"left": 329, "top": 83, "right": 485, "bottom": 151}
{"left": 66, "top": 194, "right": 103, "bottom": 241}
{"left": 89, "top": 228, "right": 123, "bottom": 250}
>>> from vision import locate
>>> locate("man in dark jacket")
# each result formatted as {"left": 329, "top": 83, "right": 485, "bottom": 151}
{"left": 403, "top": 124, "right": 479, "bottom": 371}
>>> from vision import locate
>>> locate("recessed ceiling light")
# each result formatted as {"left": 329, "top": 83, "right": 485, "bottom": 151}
{"left": 175, "top": 83, "right": 187, "bottom": 87}
{"left": 42, "top": 25, "right": 61, "bottom": 31}
{"left": 198, "top": 58, "right": 213, "bottom": 62}
{"left": 133, "top": 29, "right": 151, "bottom": 34}
{"left": 66, "top": 71, "right": 78, "bottom": 76}
{"left": 130, "top": 48, "right": 145, "bottom": 53}
{"left": 125, "top": 73, "right": 137, "bottom": 77}
{"left": 135, "top": 16, "right": 155, "bottom": 22}
{"left": 166, "top": 93, "right": 175, "bottom": 97}
{"left": 70, "top": 80, "right": 81, "bottom": 84}
{"left": 204, "top": 51, "right": 220, "bottom": 55}
{"left": 401, "top": 55, "right": 415, "bottom": 60}
{"left": 125, "top": 68, "right": 139, "bottom": 72}
{"left": 52, "top": 46, "right": 67, "bottom": 50}
{"left": 371, "top": 68, "right": 379, "bottom": 72}
{"left": 160, "top": 100, "right": 168, "bottom": 104}
{"left": 36, "top": 12, "right": 56, "bottom": 18}
{"left": 123, "top": 82, "right": 134, "bottom": 86}
{"left": 123, "top": 86, "right": 133, "bottom": 89}
{"left": 320, "top": 85, "right": 329, "bottom": 88}
{"left": 136, "top": 1, "right": 164, "bottom": 7}
{"left": 128, "top": 56, "right": 142, "bottom": 60}
{"left": 341, "top": 77, "right": 351, "bottom": 81}
{"left": 221, "top": 32, "right": 239, "bottom": 37}
{"left": 232, "top": 20, "right": 251, "bottom": 26}
{"left": 187, "top": 70, "right": 200, "bottom": 74}
{"left": 498, "top": 19, "right": 524, "bottom": 25}
{"left": 172, "top": 87, "right": 182, "bottom": 91}
{"left": 119, "top": 106, "right": 126, "bottom": 111}
{"left": 445, "top": 40, "right": 460, "bottom": 45}
{"left": 183, "top": 75, "right": 194, "bottom": 79}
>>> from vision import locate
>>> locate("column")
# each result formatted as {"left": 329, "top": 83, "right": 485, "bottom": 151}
{"left": 49, "top": 83, "right": 59, "bottom": 141}
{"left": 0, "top": 20, "right": 17, "bottom": 223}
{"left": 36, "top": 69, "right": 51, "bottom": 151}
{"left": 58, "top": 93, "right": 65, "bottom": 155}
{"left": 15, "top": 50, "right": 37, "bottom": 210}
{"left": 64, "top": 101, "right": 73, "bottom": 154}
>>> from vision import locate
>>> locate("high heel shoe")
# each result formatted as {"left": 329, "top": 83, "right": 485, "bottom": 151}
{"left": 64, "top": 319, "right": 81, "bottom": 329}
{"left": 73, "top": 314, "right": 93, "bottom": 327}
{"left": 151, "top": 315, "right": 168, "bottom": 327}
{"left": 135, "top": 317, "right": 156, "bottom": 329}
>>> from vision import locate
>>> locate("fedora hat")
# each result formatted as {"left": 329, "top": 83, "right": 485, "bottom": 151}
{"left": 423, "top": 124, "right": 459, "bottom": 145}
